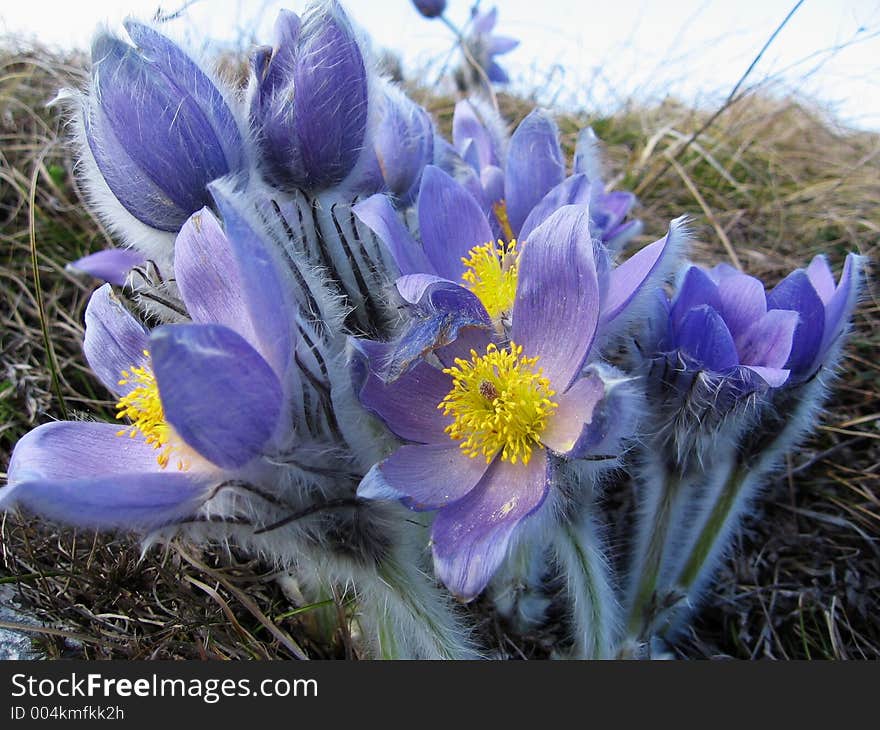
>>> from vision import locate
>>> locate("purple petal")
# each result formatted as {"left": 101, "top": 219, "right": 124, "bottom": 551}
{"left": 210, "top": 189, "right": 294, "bottom": 376}
{"left": 473, "top": 7, "right": 498, "bottom": 33}
{"left": 486, "top": 61, "right": 510, "bottom": 84}
{"left": 736, "top": 309, "right": 799, "bottom": 368}
{"left": 418, "top": 166, "right": 493, "bottom": 281}
{"left": 818, "top": 253, "right": 861, "bottom": 366}
{"left": 510, "top": 206, "right": 600, "bottom": 389}
{"left": 676, "top": 305, "right": 739, "bottom": 372}
{"left": 481, "top": 165, "right": 505, "bottom": 207}
{"left": 3, "top": 421, "right": 209, "bottom": 530}
{"left": 716, "top": 272, "right": 767, "bottom": 339}
{"left": 374, "top": 89, "right": 434, "bottom": 201}
{"left": 489, "top": 35, "right": 519, "bottom": 55}
{"left": 806, "top": 255, "right": 836, "bottom": 303}
{"left": 708, "top": 262, "right": 740, "bottom": 282}
{"left": 601, "top": 221, "right": 682, "bottom": 325}
{"left": 388, "top": 277, "right": 491, "bottom": 379}
{"left": 519, "top": 174, "right": 591, "bottom": 242}
{"left": 67, "top": 249, "right": 144, "bottom": 286}
{"left": 83, "top": 284, "right": 149, "bottom": 396}
{"left": 123, "top": 21, "right": 245, "bottom": 175}
{"left": 175, "top": 208, "right": 254, "bottom": 338}
{"left": 504, "top": 110, "right": 565, "bottom": 234}
{"left": 83, "top": 96, "right": 188, "bottom": 231}
{"left": 436, "top": 326, "right": 494, "bottom": 367}
{"left": 741, "top": 365, "right": 790, "bottom": 388}
{"left": 358, "top": 361, "right": 453, "bottom": 444}
{"left": 431, "top": 450, "right": 550, "bottom": 601}
{"left": 767, "top": 270, "right": 824, "bottom": 376}
{"left": 540, "top": 373, "right": 606, "bottom": 457}
{"left": 359, "top": 443, "right": 490, "bottom": 510}
{"left": 353, "top": 195, "right": 431, "bottom": 276}
{"left": 452, "top": 100, "right": 498, "bottom": 168}
{"left": 670, "top": 266, "right": 721, "bottom": 329}
{"left": 604, "top": 219, "right": 643, "bottom": 251}
{"left": 150, "top": 324, "right": 282, "bottom": 469}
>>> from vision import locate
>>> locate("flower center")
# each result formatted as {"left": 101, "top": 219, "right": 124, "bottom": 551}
{"left": 461, "top": 239, "right": 520, "bottom": 321}
{"left": 115, "top": 351, "right": 188, "bottom": 470}
{"left": 439, "top": 342, "right": 557, "bottom": 465}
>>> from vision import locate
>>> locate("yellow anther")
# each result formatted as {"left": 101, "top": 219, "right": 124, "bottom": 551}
{"left": 461, "top": 239, "right": 520, "bottom": 321}
{"left": 115, "top": 355, "right": 188, "bottom": 471}
{"left": 438, "top": 342, "right": 557, "bottom": 465}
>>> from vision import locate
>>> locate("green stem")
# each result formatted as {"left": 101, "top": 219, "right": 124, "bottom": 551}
{"left": 675, "top": 465, "right": 744, "bottom": 590}
{"left": 626, "top": 471, "right": 680, "bottom": 638}
{"left": 558, "top": 522, "right": 614, "bottom": 659}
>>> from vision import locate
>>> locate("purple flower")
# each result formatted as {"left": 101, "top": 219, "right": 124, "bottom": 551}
{"left": 249, "top": 1, "right": 370, "bottom": 191}
{"left": 450, "top": 103, "right": 641, "bottom": 249}
{"left": 412, "top": 0, "right": 447, "bottom": 18}
{"left": 465, "top": 6, "right": 519, "bottom": 85}
{"left": 354, "top": 164, "right": 676, "bottom": 375}
{"left": 652, "top": 254, "right": 860, "bottom": 390}
{"left": 354, "top": 204, "right": 674, "bottom": 599}
{"left": 84, "top": 21, "right": 246, "bottom": 232}
{"left": 1, "top": 197, "right": 296, "bottom": 531}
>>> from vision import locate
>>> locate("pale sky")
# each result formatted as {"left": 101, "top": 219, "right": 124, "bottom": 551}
{"left": 3, "top": 0, "right": 879, "bottom": 130}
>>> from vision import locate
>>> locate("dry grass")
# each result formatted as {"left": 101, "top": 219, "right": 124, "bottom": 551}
{"left": 1, "top": 43, "right": 877, "bottom": 659}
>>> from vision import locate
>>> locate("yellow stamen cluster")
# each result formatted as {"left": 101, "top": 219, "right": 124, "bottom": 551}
{"left": 439, "top": 342, "right": 557, "bottom": 465}
{"left": 461, "top": 239, "right": 520, "bottom": 320}
{"left": 115, "top": 351, "right": 187, "bottom": 471}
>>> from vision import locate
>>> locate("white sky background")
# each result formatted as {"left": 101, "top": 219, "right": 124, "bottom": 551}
{"left": 2, "top": 0, "right": 879, "bottom": 130}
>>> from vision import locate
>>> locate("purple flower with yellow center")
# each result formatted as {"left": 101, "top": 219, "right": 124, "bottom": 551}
{"left": 354, "top": 164, "right": 677, "bottom": 376}
{"left": 1, "top": 194, "right": 296, "bottom": 530}
{"left": 652, "top": 253, "right": 861, "bottom": 391}
{"left": 354, "top": 204, "right": 681, "bottom": 599}
{"left": 83, "top": 21, "right": 246, "bottom": 232}
{"left": 450, "top": 102, "right": 641, "bottom": 250}
{"left": 249, "top": 1, "right": 370, "bottom": 192}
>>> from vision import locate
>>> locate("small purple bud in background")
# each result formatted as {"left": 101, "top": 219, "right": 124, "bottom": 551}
{"left": 84, "top": 21, "right": 246, "bottom": 233}
{"left": 412, "top": 0, "right": 447, "bottom": 19}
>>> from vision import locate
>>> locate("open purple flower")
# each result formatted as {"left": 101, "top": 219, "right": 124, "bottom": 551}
{"left": 449, "top": 103, "right": 641, "bottom": 250}
{"left": 652, "top": 254, "right": 861, "bottom": 391}
{"left": 354, "top": 164, "right": 677, "bottom": 375}
{"left": 249, "top": 1, "right": 370, "bottom": 192}
{"left": 354, "top": 205, "right": 663, "bottom": 600}
{"left": 1, "top": 196, "right": 295, "bottom": 531}
{"left": 464, "top": 6, "right": 519, "bottom": 85}
{"left": 84, "top": 21, "right": 246, "bottom": 232}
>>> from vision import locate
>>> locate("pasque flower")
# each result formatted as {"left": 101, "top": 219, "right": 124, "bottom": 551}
{"left": 249, "top": 1, "right": 371, "bottom": 192}
{"left": 83, "top": 21, "right": 246, "bottom": 232}
{"left": 450, "top": 102, "right": 641, "bottom": 249}
{"left": 354, "top": 164, "right": 676, "bottom": 376}
{"left": 463, "top": 6, "right": 519, "bottom": 85}
{"left": 354, "top": 203, "right": 681, "bottom": 599}
{"left": 649, "top": 253, "right": 861, "bottom": 392}
{"left": 1, "top": 194, "right": 296, "bottom": 530}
